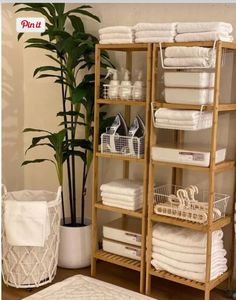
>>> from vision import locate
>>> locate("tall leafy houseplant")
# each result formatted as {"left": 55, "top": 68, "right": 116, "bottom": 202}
{"left": 16, "top": 3, "right": 113, "bottom": 227}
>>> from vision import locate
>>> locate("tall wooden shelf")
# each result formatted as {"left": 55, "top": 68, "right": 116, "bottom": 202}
{"left": 145, "top": 41, "right": 236, "bottom": 300}
{"left": 91, "top": 43, "right": 152, "bottom": 293}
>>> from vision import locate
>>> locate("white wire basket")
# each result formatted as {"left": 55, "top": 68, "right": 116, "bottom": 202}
{"left": 154, "top": 184, "right": 229, "bottom": 224}
{"left": 2, "top": 185, "right": 61, "bottom": 288}
{"left": 151, "top": 102, "right": 213, "bottom": 131}
{"left": 103, "top": 84, "right": 146, "bottom": 101}
{"left": 101, "top": 130, "right": 144, "bottom": 158}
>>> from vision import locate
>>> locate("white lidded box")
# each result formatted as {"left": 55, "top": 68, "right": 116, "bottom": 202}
{"left": 151, "top": 145, "right": 226, "bottom": 167}
{"left": 164, "top": 72, "right": 215, "bottom": 88}
{"left": 103, "top": 239, "right": 141, "bottom": 261}
{"left": 103, "top": 217, "right": 141, "bottom": 247}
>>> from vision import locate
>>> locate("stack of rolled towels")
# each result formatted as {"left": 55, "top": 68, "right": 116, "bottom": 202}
{"left": 176, "top": 22, "right": 233, "bottom": 42}
{"left": 154, "top": 108, "right": 213, "bottom": 130}
{"left": 100, "top": 179, "right": 143, "bottom": 210}
{"left": 151, "top": 223, "right": 227, "bottom": 282}
{"left": 133, "top": 23, "right": 177, "bottom": 43}
{"left": 98, "top": 26, "right": 134, "bottom": 44}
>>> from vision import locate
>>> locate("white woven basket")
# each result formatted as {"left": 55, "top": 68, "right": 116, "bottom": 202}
{"left": 2, "top": 185, "right": 61, "bottom": 288}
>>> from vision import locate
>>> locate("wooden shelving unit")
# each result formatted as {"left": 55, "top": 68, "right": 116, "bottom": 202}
{"left": 145, "top": 41, "right": 236, "bottom": 300}
{"left": 91, "top": 43, "right": 152, "bottom": 293}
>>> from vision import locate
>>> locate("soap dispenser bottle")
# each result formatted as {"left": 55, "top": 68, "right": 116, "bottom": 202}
{"left": 105, "top": 67, "right": 119, "bottom": 99}
{"left": 132, "top": 71, "right": 144, "bottom": 100}
{"left": 119, "top": 69, "right": 132, "bottom": 100}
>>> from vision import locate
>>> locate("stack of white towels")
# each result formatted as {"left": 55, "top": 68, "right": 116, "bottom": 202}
{"left": 133, "top": 23, "right": 177, "bottom": 43}
{"left": 98, "top": 26, "right": 134, "bottom": 44}
{"left": 100, "top": 179, "right": 143, "bottom": 211}
{"left": 154, "top": 108, "right": 213, "bottom": 130}
{"left": 151, "top": 223, "right": 227, "bottom": 282}
{"left": 176, "top": 22, "right": 233, "bottom": 42}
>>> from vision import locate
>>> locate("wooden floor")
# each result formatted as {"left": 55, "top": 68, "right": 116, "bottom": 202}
{"left": 2, "top": 261, "right": 228, "bottom": 300}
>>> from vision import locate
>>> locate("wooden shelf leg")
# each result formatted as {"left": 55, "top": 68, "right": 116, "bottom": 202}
{"left": 204, "top": 288, "right": 210, "bottom": 300}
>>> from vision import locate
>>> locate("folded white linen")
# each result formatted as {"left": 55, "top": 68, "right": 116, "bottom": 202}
{"left": 4, "top": 200, "right": 50, "bottom": 247}
{"left": 100, "top": 39, "right": 133, "bottom": 44}
{"left": 175, "top": 32, "right": 233, "bottom": 42}
{"left": 155, "top": 117, "right": 212, "bottom": 126}
{"left": 152, "top": 247, "right": 227, "bottom": 264}
{"left": 151, "top": 259, "right": 227, "bottom": 282}
{"left": 135, "top": 37, "right": 174, "bottom": 43}
{"left": 154, "top": 108, "right": 212, "bottom": 121}
{"left": 152, "top": 237, "right": 224, "bottom": 254}
{"left": 100, "top": 33, "right": 133, "bottom": 40}
{"left": 154, "top": 122, "right": 211, "bottom": 130}
{"left": 165, "top": 46, "right": 213, "bottom": 58}
{"left": 101, "top": 192, "right": 143, "bottom": 202}
{"left": 135, "top": 30, "right": 176, "bottom": 38}
{"left": 99, "top": 26, "right": 133, "bottom": 35}
{"left": 164, "top": 57, "right": 214, "bottom": 67}
{"left": 100, "top": 179, "right": 143, "bottom": 196}
{"left": 177, "top": 22, "right": 233, "bottom": 34}
{"left": 134, "top": 23, "right": 177, "bottom": 31}
{"left": 102, "top": 199, "right": 142, "bottom": 211}
{"left": 152, "top": 223, "right": 223, "bottom": 248}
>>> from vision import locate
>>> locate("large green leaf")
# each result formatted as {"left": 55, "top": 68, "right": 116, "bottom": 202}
{"left": 54, "top": 3, "right": 65, "bottom": 16}
{"left": 66, "top": 8, "right": 100, "bottom": 22}
{"left": 23, "top": 128, "right": 52, "bottom": 134}
{"left": 57, "top": 111, "right": 84, "bottom": 118}
{"left": 69, "top": 15, "right": 84, "bottom": 32}
{"left": 69, "top": 139, "right": 93, "bottom": 150}
{"left": 25, "top": 143, "right": 54, "bottom": 154}
{"left": 14, "top": 7, "right": 53, "bottom": 23}
{"left": 33, "top": 66, "right": 62, "bottom": 77}
{"left": 71, "top": 85, "right": 87, "bottom": 104}
{"left": 22, "top": 159, "right": 55, "bottom": 166}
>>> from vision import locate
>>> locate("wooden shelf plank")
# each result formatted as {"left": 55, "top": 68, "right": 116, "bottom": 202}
{"left": 97, "top": 43, "right": 149, "bottom": 51}
{"left": 151, "top": 214, "right": 231, "bottom": 231}
{"left": 155, "top": 41, "right": 215, "bottom": 48}
{"left": 154, "top": 102, "right": 236, "bottom": 112}
{"left": 218, "top": 103, "right": 236, "bottom": 111}
{"left": 97, "top": 98, "right": 146, "bottom": 106}
{"left": 95, "top": 202, "right": 143, "bottom": 218}
{"left": 221, "top": 41, "right": 236, "bottom": 50}
{"left": 209, "top": 271, "right": 230, "bottom": 290}
{"left": 95, "top": 250, "right": 141, "bottom": 271}
{"left": 96, "top": 152, "right": 145, "bottom": 162}
{"left": 214, "top": 160, "right": 235, "bottom": 172}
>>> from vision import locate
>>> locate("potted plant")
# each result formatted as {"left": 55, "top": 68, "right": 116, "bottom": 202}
{"left": 17, "top": 3, "right": 113, "bottom": 268}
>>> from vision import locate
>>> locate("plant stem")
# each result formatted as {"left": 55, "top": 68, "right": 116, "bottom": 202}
{"left": 81, "top": 150, "right": 87, "bottom": 226}
{"left": 71, "top": 101, "right": 77, "bottom": 226}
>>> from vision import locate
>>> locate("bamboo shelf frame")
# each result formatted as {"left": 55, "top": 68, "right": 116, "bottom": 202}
{"left": 145, "top": 41, "right": 236, "bottom": 300}
{"left": 91, "top": 43, "right": 152, "bottom": 293}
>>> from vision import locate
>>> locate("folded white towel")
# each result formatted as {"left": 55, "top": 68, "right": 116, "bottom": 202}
{"left": 152, "top": 237, "right": 224, "bottom": 254}
{"left": 4, "top": 200, "right": 50, "bottom": 247}
{"left": 175, "top": 32, "right": 233, "bottom": 42}
{"left": 135, "top": 37, "right": 174, "bottom": 43}
{"left": 155, "top": 116, "right": 212, "bottom": 126}
{"left": 154, "top": 122, "right": 211, "bottom": 131}
{"left": 100, "top": 33, "right": 133, "bottom": 40}
{"left": 165, "top": 46, "right": 213, "bottom": 58}
{"left": 134, "top": 23, "right": 177, "bottom": 32}
{"left": 154, "top": 108, "right": 212, "bottom": 121}
{"left": 177, "top": 22, "right": 233, "bottom": 34}
{"left": 101, "top": 192, "right": 143, "bottom": 202}
{"left": 135, "top": 30, "right": 176, "bottom": 38}
{"left": 164, "top": 57, "right": 214, "bottom": 67}
{"left": 100, "top": 179, "right": 143, "bottom": 196}
{"left": 151, "top": 259, "right": 227, "bottom": 282}
{"left": 102, "top": 199, "right": 142, "bottom": 211}
{"left": 99, "top": 26, "right": 133, "bottom": 35}
{"left": 152, "top": 223, "right": 223, "bottom": 248}
{"left": 100, "top": 38, "right": 133, "bottom": 44}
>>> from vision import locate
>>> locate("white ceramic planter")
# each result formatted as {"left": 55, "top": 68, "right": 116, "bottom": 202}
{"left": 58, "top": 218, "right": 91, "bottom": 269}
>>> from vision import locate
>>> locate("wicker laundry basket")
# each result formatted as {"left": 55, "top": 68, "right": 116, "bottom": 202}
{"left": 2, "top": 185, "right": 61, "bottom": 288}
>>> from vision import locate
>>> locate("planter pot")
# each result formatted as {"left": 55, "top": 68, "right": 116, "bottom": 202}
{"left": 58, "top": 218, "right": 91, "bottom": 269}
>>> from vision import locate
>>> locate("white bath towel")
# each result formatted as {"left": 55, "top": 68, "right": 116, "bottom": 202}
{"left": 135, "top": 31, "right": 176, "bottom": 38}
{"left": 177, "top": 22, "right": 233, "bottom": 34}
{"left": 135, "top": 37, "right": 174, "bottom": 43}
{"left": 175, "top": 32, "right": 233, "bottom": 42}
{"left": 100, "top": 179, "right": 143, "bottom": 196}
{"left": 100, "top": 33, "right": 133, "bottom": 40}
{"left": 102, "top": 199, "right": 142, "bottom": 211}
{"left": 164, "top": 57, "right": 214, "bottom": 67}
{"left": 155, "top": 116, "right": 212, "bottom": 125}
{"left": 154, "top": 108, "right": 212, "bottom": 121}
{"left": 134, "top": 23, "right": 177, "bottom": 32}
{"left": 99, "top": 26, "right": 133, "bottom": 35}
{"left": 101, "top": 192, "right": 143, "bottom": 202}
{"left": 100, "top": 38, "right": 133, "bottom": 44}
{"left": 152, "top": 237, "right": 224, "bottom": 254}
{"left": 154, "top": 122, "right": 211, "bottom": 131}
{"left": 4, "top": 200, "right": 50, "bottom": 247}
{"left": 151, "top": 259, "right": 227, "bottom": 282}
{"left": 152, "top": 223, "right": 223, "bottom": 248}
{"left": 165, "top": 46, "right": 213, "bottom": 58}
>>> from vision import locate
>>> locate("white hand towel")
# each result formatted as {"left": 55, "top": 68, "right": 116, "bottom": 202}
{"left": 100, "top": 179, "right": 143, "bottom": 196}
{"left": 100, "top": 38, "right": 133, "bottom": 44}
{"left": 152, "top": 237, "right": 224, "bottom": 254}
{"left": 175, "top": 32, "right": 233, "bottom": 42}
{"left": 154, "top": 108, "right": 212, "bottom": 121}
{"left": 102, "top": 199, "right": 142, "bottom": 211}
{"left": 135, "top": 37, "right": 174, "bottom": 43}
{"left": 155, "top": 116, "right": 212, "bottom": 125}
{"left": 177, "top": 22, "right": 233, "bottom": 34}
{"left": 164, "top": 57, "right": 214, "bottom": 67}
{"left": 100, "top": 33, "right": 133, "bottom": 40}
{"left": 4, "top": 200, "right": 50, "bottom": 247}
{"left": 101, "top": 192, "right": 143, "bottom": 202}
{"left": 165, "top": 46, "right": 213, "bottom": 58}
{"left": 99, "top": 26, "right": 133, "bottom": 35}
{"left": 152, "top": 223, "right": 223, "bottom": 248}
{"left": 134, "top": 23, "right": 177, "bottom": 32}
{"left": 154, "top": 122, "right": 210, "bottom": 130}
{"left": 135, "top": 30, "right": 176, "bottom": 38}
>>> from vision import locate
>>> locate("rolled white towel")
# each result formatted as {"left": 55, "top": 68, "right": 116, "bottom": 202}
{"left": 100, "top": 33, "right": 134, "bottom": 40}
{"left": 177, "top": 22, "right": 233, "bottom": 34}
{"left": 154, "top": 108, "right": 211, "bottom": 121}
{"left": 135, "top": 37, "right": 174, "bottom": 43}
{"left": 175, "top": 31, "right": 233, "bottom": 42}
{"left": 101, "top": 192, "right": 143, "bottom": 202}
{"left": 165, "top": 46, "right": 213, "bottom": 58}
{"left": 100, "top": 38, "right": 133, "bottom": 44}
{"left": 134, "top": 23, "right": 177, "bottom": 32}
{"left": 164, "top": 57, "right": 214, "bottom": 67}
{"left": 135, "top": 30, "right": 176, "bottom": 38}
{"left": 100, "top": 179, "right": 143, "bottom": 196}
{"left": 99, "top": 26, "right": 133, "bottom": 35}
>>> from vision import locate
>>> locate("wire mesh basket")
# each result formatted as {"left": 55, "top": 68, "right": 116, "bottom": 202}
{"left": 151, "top": 102, "right": 213, "bottom": 131}
{"left": 101, "top": 130, "right": 144, "bottom": 158}
{"left": 154, "top": 184, "right": 229, "bottom": 224}
{"left": 103, "top": 84, "right": 146, "bottom": 101}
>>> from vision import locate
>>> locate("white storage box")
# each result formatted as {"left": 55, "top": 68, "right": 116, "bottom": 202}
{"left": 151, "top": 145, "right": 226, "bottom": 167}
{"left": 164, "top": 72, "right": 215, "bottom": 88}
{"left": 103, "top": 217, "right": 141, "bottom": 246}
{"left": 165, "top": 87, "right": 214, "bottom": 105}
{"left": 103, "top": 239, "right": 141, "bottom": 261}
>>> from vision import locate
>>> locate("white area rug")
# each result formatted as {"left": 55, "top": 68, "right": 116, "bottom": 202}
{"left": 23, "top": 275, "right": 156, "bottom": 299}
